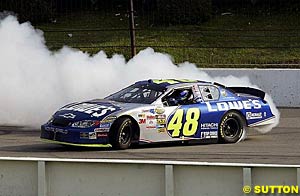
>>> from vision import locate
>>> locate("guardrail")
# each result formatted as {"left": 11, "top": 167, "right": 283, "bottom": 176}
{"left": 0, "top": 157, "right": 299, "bottom": 196}
{"left": 202, "top": 69, "right": 300, "bottom": 107}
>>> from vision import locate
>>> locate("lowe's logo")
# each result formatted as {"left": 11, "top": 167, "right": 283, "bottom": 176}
{"left": 60, "top": 103, "right": 117, "bottom": 117}
{"left": 206, "top": 99, "right": 262, "bottom": 112}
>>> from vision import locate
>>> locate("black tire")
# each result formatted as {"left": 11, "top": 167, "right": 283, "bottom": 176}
{"left": 109, "top": 117, "right": 133, "bottom": 149}
{"left": 219, "top": 111, "right": 246, "bottom": 143}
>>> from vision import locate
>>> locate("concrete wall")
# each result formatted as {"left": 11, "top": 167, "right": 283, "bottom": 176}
{"left": 0, "top": 157, "right": 299, "bottom": 196}
{"left": 202, "top": 69, "right": 300, "bottom": 107}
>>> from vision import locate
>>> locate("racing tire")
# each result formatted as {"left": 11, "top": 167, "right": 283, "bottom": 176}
{"left": 219, "top": 111, "right": 246, "bottom": 143}
{"left": 110, "top": 117, "right": 133, "bottom": 150}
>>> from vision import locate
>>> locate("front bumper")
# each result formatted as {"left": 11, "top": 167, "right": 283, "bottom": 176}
{"left": 40, "top": 124, "right": 111, "bottom": 147}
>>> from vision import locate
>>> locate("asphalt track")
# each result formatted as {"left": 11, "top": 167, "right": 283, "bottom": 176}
{"left": 0, "top": 108, "right": 299, "bottom": 164}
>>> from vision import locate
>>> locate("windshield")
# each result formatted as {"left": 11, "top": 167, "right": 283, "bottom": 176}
{"left": 105, "top": 83, "right": 166, "bottom": 104}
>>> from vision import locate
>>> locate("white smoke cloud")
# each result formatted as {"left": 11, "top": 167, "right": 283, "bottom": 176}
{"left": 0, "top": 15, "right": 279, "bottom": 133}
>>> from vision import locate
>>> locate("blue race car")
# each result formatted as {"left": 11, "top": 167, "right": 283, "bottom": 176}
{"left": 41, "top": 79, "right": 276, "bottom": 149}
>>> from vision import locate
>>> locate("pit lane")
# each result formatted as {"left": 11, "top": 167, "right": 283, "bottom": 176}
{"left": 0, "top": 108, "right": 299, "bottom": 164}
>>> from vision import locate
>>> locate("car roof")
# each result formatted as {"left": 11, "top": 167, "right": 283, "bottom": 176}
{"left": 135, "top": 79, "right": 217, "bottom": 89}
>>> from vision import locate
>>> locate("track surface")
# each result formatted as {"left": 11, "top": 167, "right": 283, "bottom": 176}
{"left": 0, "top": 108, "right": 299, "bottom": 164}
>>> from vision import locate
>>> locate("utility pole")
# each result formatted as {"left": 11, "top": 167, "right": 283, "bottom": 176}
{"left": 129, "top": 0, "right": 136, "bottom": 57}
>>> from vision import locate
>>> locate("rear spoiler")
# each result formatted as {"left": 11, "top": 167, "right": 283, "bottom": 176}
{"left": 228, "top": 87, "right": 265, "bottom": 99}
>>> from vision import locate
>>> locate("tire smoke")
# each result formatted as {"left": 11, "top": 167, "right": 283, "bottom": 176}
{"left": 0, "top": 16, "right": 279, "bottom": 132}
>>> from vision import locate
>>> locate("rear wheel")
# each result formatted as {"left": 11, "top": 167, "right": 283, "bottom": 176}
{"left": 109, "top": 117, "right": 133, "bottom": 149}
{"left": 219, "top": 111, "right": 246, "bottom": 143}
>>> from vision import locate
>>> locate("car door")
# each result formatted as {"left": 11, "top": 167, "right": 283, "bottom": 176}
{"left": 141, "top": 84, "right": 220, "bottom": 142}
{"left": 164, "top": 85, "right": 221, "bottom": 141}
{"left": 161, "top": 85, "right": 205, "bottom": 141}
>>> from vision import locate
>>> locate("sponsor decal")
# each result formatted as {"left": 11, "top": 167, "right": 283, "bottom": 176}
{"left": 101, "top": 116, "right": 117, "bottom": 123}
{"left": 59, "top": 113, "right": 76, "bottom": 119}
{"left": 142, "top": 109, "right": 155, "bottom": 114}
{"left": 60, "top": 103, "right": 117, "bottom": 117}
{"left": 155, "top": 107, "right": 165, "bottom": 114}
{"left": 201, "top": 123, "right": 218, "bottom": 130}
{"left": 201, "top": 131, "right": 218, "bottom": 139}
{"left": 45, "top": 127, "right": 68, "bottom": 134}
{"left": 99, "top": 122, "right": 111, "bottom": 128}
{"left": 156, "top": 114, "right": 167, "bottom": 126}
{"left": 89, "top": 132, "right": 97, "bottom": 139}
{"left": 80, "top": 132, "right": 89, "bottom": 139}
{"left": 139, "top": 119, "right": 146, "bottom": 124}
{"left": 156, "top": 114, "right": 166, "bottom": 119}
{"left": 246, "top": 112, "right": 263, "bottom": 120}
{"left": 80, "top": 132, "right": 97, "bottom": 139}
{"left": 157, "top": 118, "right": 166, "bottom": 124}
{"left": 146, "top": 126, "right": 156, "bottom": 129}
{"left": 94, "top": 128, "right": 109, "bottom": 132}
{"left": 148, "top": 120, "right": 154, "bottom": 124}
{"left": 157, "top": 128, "right": 167, "bottom": 133}
{"left": 156, "top": 124, "right": 166, "bottom": 128}
{"left": 97, "top": 133, "right": 108, "bottom": 138}
{"left": 149, "top": 109, "right": 155, "bottom": 114}
{"left": 138, "top": 114, "right": 145, "bottom": 118}
{"left": 206, "top": 99, "right": 262, "bottom": 112}
{"left": 147, "top": 115, "right": 156, "bottom": 120}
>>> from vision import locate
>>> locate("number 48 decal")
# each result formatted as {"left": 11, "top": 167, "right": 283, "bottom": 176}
{"left": 167, "top": 108, "right": 200, "bottom": 137}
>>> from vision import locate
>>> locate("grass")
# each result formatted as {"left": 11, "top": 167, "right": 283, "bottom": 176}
{"left": 36, "top": 11, "right": 300, "bottom": 68}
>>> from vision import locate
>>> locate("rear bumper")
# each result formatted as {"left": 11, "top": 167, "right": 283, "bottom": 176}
{"left": 248, "top": 115, "right": 276, "bottom": 127}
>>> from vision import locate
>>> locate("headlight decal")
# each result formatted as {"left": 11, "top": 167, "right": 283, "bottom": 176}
{"left": 47, "top": 116, "right": 54, "bottom": 124}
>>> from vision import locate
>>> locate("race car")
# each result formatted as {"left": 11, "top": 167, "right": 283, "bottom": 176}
{"left": 41, "top": 79, "right": 276, "bottom": 149}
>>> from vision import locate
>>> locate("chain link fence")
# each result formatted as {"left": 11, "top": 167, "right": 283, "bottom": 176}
{"left": 1, "top": 0, "right": 300, "bottom": 68}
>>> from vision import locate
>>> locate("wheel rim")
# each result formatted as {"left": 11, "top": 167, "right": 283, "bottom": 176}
{"left": 223, "top": 118, "right": 240, "bottom": 138}
{"left": 119, "top": 124, "right": 131, "bottom": 145}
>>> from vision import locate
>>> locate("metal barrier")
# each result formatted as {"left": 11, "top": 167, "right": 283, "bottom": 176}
{"left": 0, "top": 157, "right": 299, "bottom": 196}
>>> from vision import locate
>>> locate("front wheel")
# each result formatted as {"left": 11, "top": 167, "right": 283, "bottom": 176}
{"left": 109, "top": 117, "right": 133, "bottom": 149}
{"left": 219, "top": 111, "right": 246, "bottom": 143}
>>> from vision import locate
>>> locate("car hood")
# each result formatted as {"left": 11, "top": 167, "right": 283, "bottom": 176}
{"left": 53, "top": 99, "right": 146, "bottom": 121}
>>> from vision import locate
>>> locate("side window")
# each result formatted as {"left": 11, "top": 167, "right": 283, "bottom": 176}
{"left": 162, "top": 88, "right": 195, "bottom": 106}
{"left": 199, "top": 86, "right": 220, "bottom": 101}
